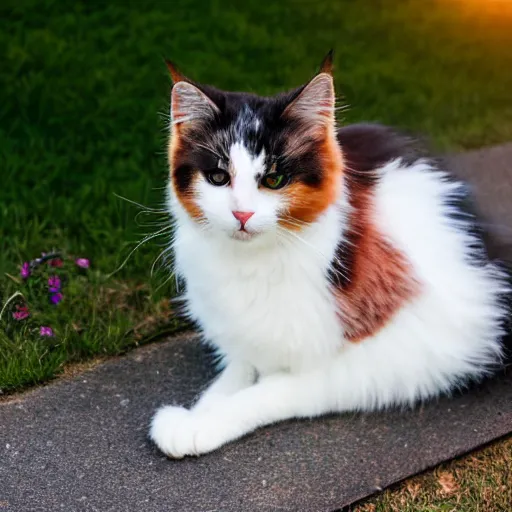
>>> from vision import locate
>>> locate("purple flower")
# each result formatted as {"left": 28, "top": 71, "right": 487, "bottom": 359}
{"left": 39, "top": 326, "right": 54, "bottom": 337}
{"left": 13, "top": 305, "right": 30, "bottom": 320}
{"left": 76, "top": 258, "right": 90, "bottom": 269}
{"left": 20, "top": 262, "right": 31, "bottom": 279}
{"left": 50, "top": 292, "right": 63, "bottom": 305}
{"left": 48, "top": 275, "right": 61, "bottom": 293}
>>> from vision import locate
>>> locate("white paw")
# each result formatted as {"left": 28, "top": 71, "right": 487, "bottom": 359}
{"left": 150, "top": 405, "right": 195, "bottom": 458}
{"left": 149, "top": 405, "right": 233, "bottom": 458}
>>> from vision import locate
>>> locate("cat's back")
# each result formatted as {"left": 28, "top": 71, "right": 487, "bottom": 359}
{"left": 336, "top": 123, "right": 425, "bottom": 181}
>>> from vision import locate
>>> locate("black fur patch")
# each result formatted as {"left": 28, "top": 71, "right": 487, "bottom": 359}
{"left": 337, "top": 123, "right": 422, "bottom": 179}
{"left": 173, "top": 147, "right": 218, "bottom": 195}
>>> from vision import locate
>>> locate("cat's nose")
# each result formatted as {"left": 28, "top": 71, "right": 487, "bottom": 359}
{"left": 232, "top": 211, "right": 254, "bottom": 229}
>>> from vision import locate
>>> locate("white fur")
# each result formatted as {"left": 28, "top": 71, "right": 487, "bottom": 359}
{"left": 150, "top": 155, "right": 508, "bottom": 458}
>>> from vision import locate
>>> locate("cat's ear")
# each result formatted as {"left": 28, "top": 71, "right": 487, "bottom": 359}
{"left": 165, "top": 59, "right": 188, "bottom": 84}
{"left": 282, "top": 50, "right": 335, "bottom": 127}
{"left": 171, "top": 82, "right": 220, "bottom": 126}
{"left": 319, "top": 49, "right": 334, "bottom": 75}
{"left": 282, "top": 72, "right": 335, "bottom": 128}
{"left": 165, "top": 60, "right": 220, "bottom": 127}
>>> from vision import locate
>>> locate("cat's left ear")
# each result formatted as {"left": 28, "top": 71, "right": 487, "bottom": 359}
{"left": 165, "top": 59, "right": 220, "bottom": 127}
{"left": 282, "top": 62, "right": 335, "bottom": 127}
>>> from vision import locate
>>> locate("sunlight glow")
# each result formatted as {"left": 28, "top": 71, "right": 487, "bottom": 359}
{"left": 444, "top": 0, "right": 512, "bottom": 26}
{"left": 448, "top": 0, "right": 512, "bottom": 14}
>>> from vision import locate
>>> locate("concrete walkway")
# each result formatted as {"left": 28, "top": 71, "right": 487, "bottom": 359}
{"left": 1, "top": 334, "right": 511, "bottom": 512}
{"left": 2, "top": 144, "right": 512, "bottom": 512}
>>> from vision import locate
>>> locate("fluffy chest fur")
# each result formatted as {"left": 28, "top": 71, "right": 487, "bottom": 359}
{"left": 173, "top": 202, "right": 346, "bottom": 373}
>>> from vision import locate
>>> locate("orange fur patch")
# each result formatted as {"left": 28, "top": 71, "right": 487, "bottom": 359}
{"left": 335, "top": 186, "right": 420, "bottom": 342}
{"left": 280, "top": 130, "right": 343, "bottom": 229}
{"left": 168, "top": 129, "right": 204, "bottom": 221}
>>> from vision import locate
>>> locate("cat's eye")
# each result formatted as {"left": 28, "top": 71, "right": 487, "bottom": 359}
{"left": 261, "top": 173, "right": 288, "bottom": 190}
{"left": 205, "top": 169, "right": 230, "bottom": 187}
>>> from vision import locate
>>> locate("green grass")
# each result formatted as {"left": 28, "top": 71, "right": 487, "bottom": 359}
{"left": 1, "top": 0, "right": 512, "bottom": 392}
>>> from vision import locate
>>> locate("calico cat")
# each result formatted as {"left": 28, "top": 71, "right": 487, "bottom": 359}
{"left": 150, "top": 53, "right": 510, "bottom": 458}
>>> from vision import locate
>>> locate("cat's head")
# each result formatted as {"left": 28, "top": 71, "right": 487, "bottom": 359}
{"left": 167, "top": 53, "right": 343, "bottom": 242}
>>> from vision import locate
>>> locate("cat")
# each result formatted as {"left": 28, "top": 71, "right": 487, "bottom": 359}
{"left": 149, "top": 52, "right": 510, "bottom": 458}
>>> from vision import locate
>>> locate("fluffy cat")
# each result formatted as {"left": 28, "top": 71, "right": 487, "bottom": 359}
{"left": 150, "top": 53, "right": 510, "bottom": 458}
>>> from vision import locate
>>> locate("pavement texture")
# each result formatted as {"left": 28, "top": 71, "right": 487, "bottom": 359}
{"left": 1, "top": 144, "right": 512, "bottom": 512}
{"left": 1, "top": 335, "right": 511, "bottom": 512}
{"left": 446, "top": 143, "right": 512, "bottom": 261}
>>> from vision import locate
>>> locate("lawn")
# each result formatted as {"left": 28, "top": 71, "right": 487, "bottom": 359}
{"left": 2, "top": 0, "right": 512, "bottom": 390}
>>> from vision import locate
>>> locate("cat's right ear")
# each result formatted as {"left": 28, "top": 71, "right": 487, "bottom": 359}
{"left": 165, "top": 60, "right": 219, "bottom": 127}
{"left": 282, "top": 73, "right": 335, "bottom": 128}
{"left": 165, "top": 59, "right": 188, "bottom": 84}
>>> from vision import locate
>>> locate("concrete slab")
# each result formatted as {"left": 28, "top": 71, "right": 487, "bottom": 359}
{"left": 1, "top": 334, "right": 511, "bottom": 512}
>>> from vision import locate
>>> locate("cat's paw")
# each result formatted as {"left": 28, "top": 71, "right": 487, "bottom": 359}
{"left": 149, "top": 405, "right": 195, "bottom": 458}
{"left": 150, "top": 405, "right": 230, "bottom": 458}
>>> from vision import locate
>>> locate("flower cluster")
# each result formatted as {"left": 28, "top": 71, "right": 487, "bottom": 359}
{"left": 48, "top": 275, "right": 62, "bottom": 304}
{"left": 13, "top": 304, "right": 30, "bottom": 320}
{"left": 11, "top": 253, "right": 90, "bottom": 336}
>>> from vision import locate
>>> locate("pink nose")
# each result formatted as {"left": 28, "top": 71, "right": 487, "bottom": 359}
{"left": 232, "top": 211, "right": 254, "bottom": 228}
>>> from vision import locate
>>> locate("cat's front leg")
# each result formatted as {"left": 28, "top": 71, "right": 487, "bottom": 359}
{"left": 150, "top": 369, "right": 330, "bottom": 458}
{"left": 192, "top": 361, "right": 256, "bottom": 412}
{"left": 149, "top": 361, "right": 256, "bottom": 458}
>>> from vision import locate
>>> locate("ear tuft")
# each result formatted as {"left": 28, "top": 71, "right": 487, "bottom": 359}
{"left": 171, "top": 81, "right": 219, "bottom": 126}
{"left": 319, "top": 49, "right": 334, "bottom": 75}
{"left": 165, "top": 59, "right": 187, "bottom": 84}
{"left": 283, "top": 73, "right": 335, "bottom": 126}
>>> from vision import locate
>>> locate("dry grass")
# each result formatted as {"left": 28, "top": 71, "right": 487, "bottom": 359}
{"left": 351, "top": 435, "right": 512, "bottom": 512}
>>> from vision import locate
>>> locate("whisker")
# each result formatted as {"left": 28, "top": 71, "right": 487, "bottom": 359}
{"left": 154, "top": 268, "right": 180, "bottom": 294}
{"left": 195, "top": 142, "right": 224, "bottom": 160}
{"left": 150, "top": 244, "right": 174, "bottom": 277}
{"left": 134, "top": 211, "right": 172, "bottom": 229}
{"left": 113, "top": 193, "right": 167, "bottom": 213}
{"left": 108, "top": 226, "right": 172, "bottom": 278}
